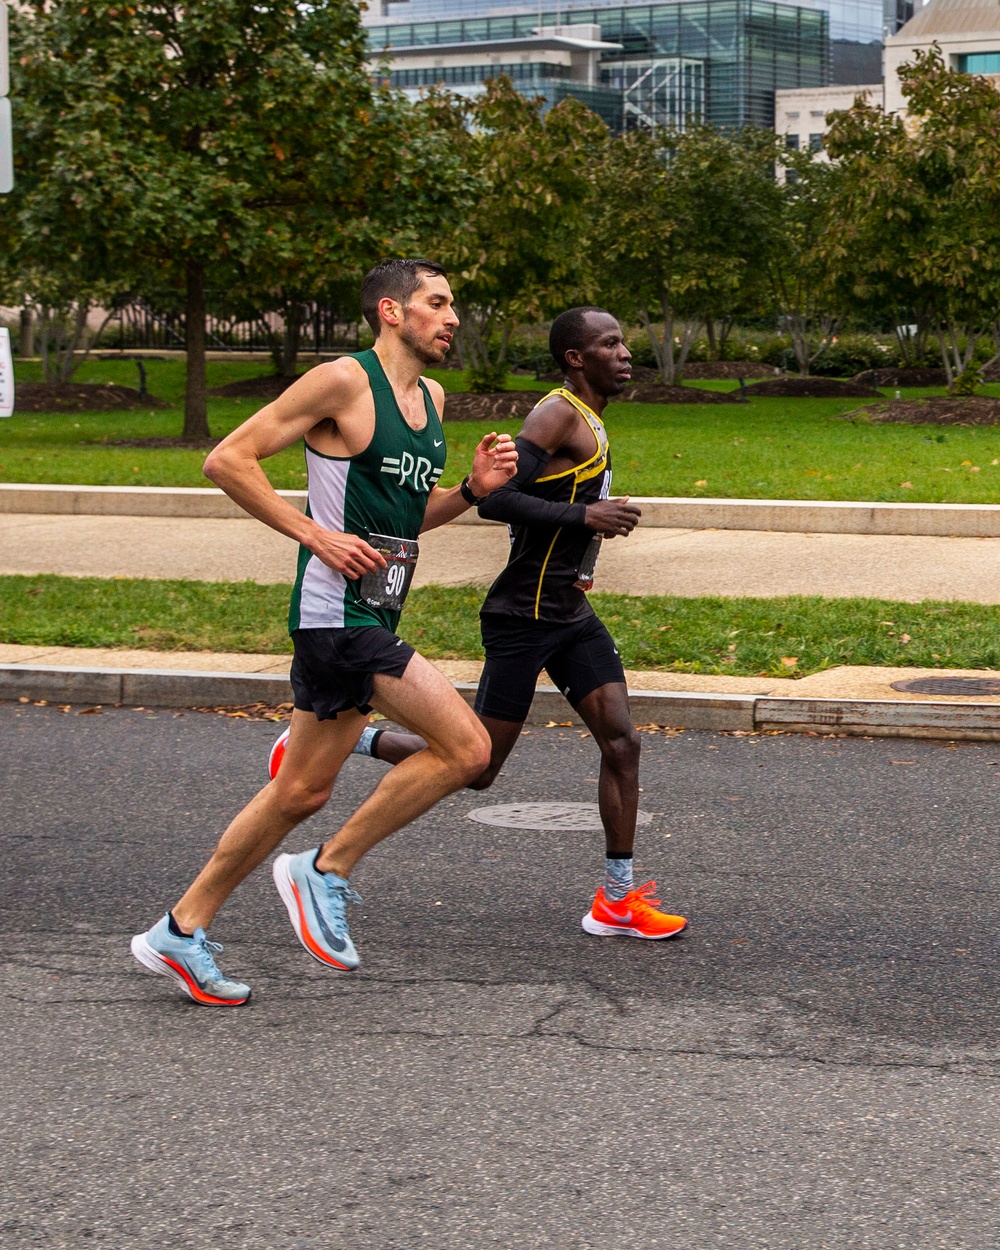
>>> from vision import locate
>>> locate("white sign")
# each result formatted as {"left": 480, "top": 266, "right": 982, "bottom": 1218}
{"left": 0, "top": 327, "right": 14, "bottom": 417}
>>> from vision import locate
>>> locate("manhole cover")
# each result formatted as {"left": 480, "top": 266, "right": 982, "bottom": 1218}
{"left": 467, "top": 802, "right": 653, "bottom": 831}
{"left": 891, "top": 677, "right": 1000, "bottom": 697}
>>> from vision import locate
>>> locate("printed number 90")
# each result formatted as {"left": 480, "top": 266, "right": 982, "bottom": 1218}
{"left": 386, "top": 562, "right": 407, "bottom": 596}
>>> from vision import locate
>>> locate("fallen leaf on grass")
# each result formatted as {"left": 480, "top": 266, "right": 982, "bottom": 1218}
{"left": 694, "top": 479, "right": 707, "bottom": 487}
{"left": 780, "top": 657, "right": 798, "bottom": 668}
{"left": 899, "top": 481, "right": 913, "bottom": 489}
{"left": 899, "top": 633, "right": 911, "bottom": 643}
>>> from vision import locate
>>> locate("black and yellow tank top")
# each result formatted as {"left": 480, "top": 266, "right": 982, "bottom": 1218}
{"left": 481, "top": 388, "right": 611, "bottom": 623}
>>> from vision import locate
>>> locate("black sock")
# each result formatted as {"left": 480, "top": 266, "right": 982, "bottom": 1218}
{"left": 369, "top": 728, "right": 385, "bottom": 761}
{"left": 313, "top": 849, "right": 326, "bottom": 875}
{"left": 167, "top": 910, "right": 192, "bottom": 939}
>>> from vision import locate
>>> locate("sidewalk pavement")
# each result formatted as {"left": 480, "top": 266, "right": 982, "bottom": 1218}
{"left": 4, "top": 642, "right": 1000, "bottom": 741}
{"left": 6, "top": 512, "right": 1000, "bottom": 601}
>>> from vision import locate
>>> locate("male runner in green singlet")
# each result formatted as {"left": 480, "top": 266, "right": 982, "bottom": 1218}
{"left": 338, "top": 307, "right": 688, "bottom": 941}
{"left": 129, "top": 259, "right": 517, "bottom": 1006}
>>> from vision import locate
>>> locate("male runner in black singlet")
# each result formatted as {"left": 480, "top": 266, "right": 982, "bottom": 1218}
{"left": 329, "top": 307, "right": 688, "bottom": 939}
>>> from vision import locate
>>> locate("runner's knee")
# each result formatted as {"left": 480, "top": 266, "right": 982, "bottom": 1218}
{"left": 599, "top": 724, "right": 641, "bottom": 774}
{"left": 273, "top": 776, "right": 333, "bottom": 822}
{"left": 446, "top": 724, "right": 492, "bottom": 786}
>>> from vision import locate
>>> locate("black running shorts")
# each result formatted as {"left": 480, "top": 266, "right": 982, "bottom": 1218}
{"left": 474, "top": 612, "right": 625, "bottom": 724}
{"left": 290, "top": 626, "right": 415, "bottom": 721}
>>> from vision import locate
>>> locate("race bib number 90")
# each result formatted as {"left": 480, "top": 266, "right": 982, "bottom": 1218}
{"left": 359, "top": 533, "right": 419, "bottom": 611}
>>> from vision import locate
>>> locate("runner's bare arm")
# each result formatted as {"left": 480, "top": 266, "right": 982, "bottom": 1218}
{"left": 203, "top": 360, "right": 387, "bottom": 578}
{"left": 478, "top": 397, "right": 640, "bottom": 537}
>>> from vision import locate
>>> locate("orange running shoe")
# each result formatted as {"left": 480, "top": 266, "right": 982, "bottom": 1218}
{"left": 582, "top": 881, "right": 688, "bottom": 940}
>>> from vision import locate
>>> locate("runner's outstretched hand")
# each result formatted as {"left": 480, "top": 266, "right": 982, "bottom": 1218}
{"left": 469, "top": 432, "right": 518, "bottom": 497}
{"left": 584, "top": 497, "right": 641, "bottom": 538}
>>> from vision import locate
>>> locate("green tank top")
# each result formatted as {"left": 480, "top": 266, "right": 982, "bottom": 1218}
{"left": 289, "top": 349, "right": 447, "bottom": 633}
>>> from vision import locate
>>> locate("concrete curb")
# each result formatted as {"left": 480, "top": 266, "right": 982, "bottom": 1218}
{"left": 7, "top": 484, "right": 1000, "bottom": 536}
{"left": 5, "top": 664, "right": 1000, "bottom": 740}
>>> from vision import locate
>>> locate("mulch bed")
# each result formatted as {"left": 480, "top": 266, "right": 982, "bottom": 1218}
{"left": 624, "top": 383, "right": 744, "bottom": 404}
{"left": 12, "top": 383, "right": 170, "bottom": 413}
{"left": 443, "top": 391, "right": 541, "bottom": 422}
{"left": 846, "top": 396, "right": 1000, "bottom": 425}
{"left": 681, "top": 361, "right": 776, "bottom": 380}
{"left": 853, "top": 367, "right": 947, "bottom": 388}
{"left": 207, "top": 374, "right": 304, "bottom": 399}
{"left": 747, "top": 377, "right": 883, "bottom": 399}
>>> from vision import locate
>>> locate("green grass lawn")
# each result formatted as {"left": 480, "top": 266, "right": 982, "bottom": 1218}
{"left": 4, "top": 356, "right": 1000, "bottom": 501}
{"left": 4, "top": 574, "right": 1000, "bottom": 676}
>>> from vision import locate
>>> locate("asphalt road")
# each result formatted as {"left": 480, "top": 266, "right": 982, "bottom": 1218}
{"left": 1, "top": 703, "right": 997, "bottom": 1249}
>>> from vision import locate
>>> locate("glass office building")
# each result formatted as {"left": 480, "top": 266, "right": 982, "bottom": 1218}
{"left": 372, "top": 0, "right": 883, "bottom": 43}
{"left": 366, "top": 1, "right": 830, "bottom": 130}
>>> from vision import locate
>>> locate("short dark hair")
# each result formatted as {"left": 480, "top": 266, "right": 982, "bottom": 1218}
{"left": 361, "top": 259, "right": 449, "bottom": 338}
{"left": 548, "top": 306, "right": 613, "bottom": 372}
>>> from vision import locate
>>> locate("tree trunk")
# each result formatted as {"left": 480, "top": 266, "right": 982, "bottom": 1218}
{"left": 18, "top": 308, "right": 34, "bottom": 358}
{"left": 38, "top": 306, "right": 53, "bottom": 382}
{"left": 183, "top": 262, "right": 210, "bottom": 440}
{"left": 705, "top": 317, "right": 717, "bottom": 360}
{"left": 639, "top": 309, "right": 670, "bottom": 384}
{"left": 59, "top": 304, "right": 91, "bottom": 382}
{"left": 279, "top": 301, "right": 302, "bottom": 377}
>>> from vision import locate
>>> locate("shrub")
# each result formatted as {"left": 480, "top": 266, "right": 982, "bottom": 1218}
{"left": 811, "top": 334, "right": 900, "bottom": 377}
{"left": 466, "top": 362, "right": 509, "bottom": 393}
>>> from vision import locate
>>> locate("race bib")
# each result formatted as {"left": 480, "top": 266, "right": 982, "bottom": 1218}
{"left": 359, "top": 533, "right": 419, "bottom": 611}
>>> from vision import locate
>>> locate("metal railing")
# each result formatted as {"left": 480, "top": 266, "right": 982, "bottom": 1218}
{"left": 100, "top": 297, "right": 360, "bottom": 353}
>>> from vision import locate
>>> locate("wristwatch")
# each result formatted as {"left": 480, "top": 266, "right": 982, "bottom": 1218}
{"left": 459, "top": 475, "right": 486, "bottom": 505}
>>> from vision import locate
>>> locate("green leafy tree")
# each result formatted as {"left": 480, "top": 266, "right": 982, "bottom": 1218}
{"left": 9, "top": 0, "right": 399, "bottom": 436}
{"left": 763, "top": 151, "right": 843, "bottom": 377}
{"left": 235, "top": 87, "right": 471, "bottom": 378}
{"left": 437, "top": 78, "right": 607, "bottom": 392}
{"left": 592, "top": 125, "right": 780, "bottom": 384}
{"left": 824, "top": 49, "right": 1000, "bottom": 392}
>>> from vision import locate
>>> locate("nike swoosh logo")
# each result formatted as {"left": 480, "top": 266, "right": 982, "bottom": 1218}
{"left": 306, "top": 879, "right": 347, "bottom": 952}
{"left": 434, "top": 440, "right": 443, "bottom": 447}
{"left": 613, "top": 910, "right": 632, "bottom": 923}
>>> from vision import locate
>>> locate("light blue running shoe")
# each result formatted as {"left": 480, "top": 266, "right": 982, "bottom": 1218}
{"left": 272, "top": 849, "right": 361, "bottom": 970}
{"left": 130, "top": 916, "right": 251, "bottom": 1006}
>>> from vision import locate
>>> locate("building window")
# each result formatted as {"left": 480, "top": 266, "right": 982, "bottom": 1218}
{"left": 809, "top": 132, "right": 824, "bottom": 151}
{"left": 958, "top": 52, "right": 1000, "bottom": 75}
{"left": 785, "top": 133, "right": 800, "bottom": 150}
